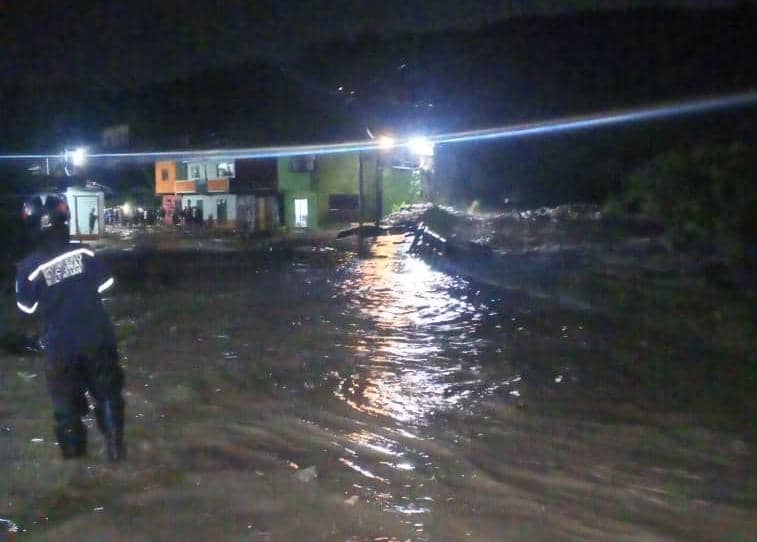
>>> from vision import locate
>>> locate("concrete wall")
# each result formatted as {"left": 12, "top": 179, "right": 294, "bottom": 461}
{"left": 277, "top": 158, "right": 317, "bottom": 229}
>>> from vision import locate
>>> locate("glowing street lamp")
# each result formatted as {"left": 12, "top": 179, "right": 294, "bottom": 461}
{"left": 66, "top": 147, "right": 88, "bottom": 167}
{"left": 71, "top": 147, "right": 87, "bottom": 166}
{"left": 407, "top": 136, "right": 434, "bottom": 156}
{"left": 377, "top": 135, "right": 396, "bottom": 150}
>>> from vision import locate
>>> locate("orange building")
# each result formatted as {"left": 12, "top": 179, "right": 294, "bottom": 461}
{"left": 155, "top": 159, "right": 235, "bottom": 225}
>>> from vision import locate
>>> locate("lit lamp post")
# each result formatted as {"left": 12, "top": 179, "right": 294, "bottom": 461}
{"left": 374, "top": 135, "right": 395, "bottom": 228}
{"left": 407, "top": 136, "right": 434, "bottom": 202}
{"left": 63, "top": 147, "right": 87, "bottom": 176}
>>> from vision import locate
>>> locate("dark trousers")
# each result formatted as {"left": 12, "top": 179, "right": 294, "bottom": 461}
{"left": 45, "top": 343, "right": 125, "bottom": 459}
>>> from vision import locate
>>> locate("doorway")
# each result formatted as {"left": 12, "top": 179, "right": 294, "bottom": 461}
{"left": 294, "top": 198, "right": 308, "bottom": 228}
{"left": 216, "top": 199, "right": 227, "bottom": 224}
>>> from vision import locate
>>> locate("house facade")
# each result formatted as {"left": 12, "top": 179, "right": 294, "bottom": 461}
{"left": 277, "top": 152, "right": 423, "bottom": 230}
{"left": 154, "top": 150, "right": 424, "bottom": 231}
{"left": 155, "top": 159, "right": 239, "bottom": 225}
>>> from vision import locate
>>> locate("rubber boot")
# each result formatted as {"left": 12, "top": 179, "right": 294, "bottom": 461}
{"left": 54, "top": 415, "right": 87, "bottom": 459}
{"left": 95, "top": 399, "right": 125, "bottom": 462}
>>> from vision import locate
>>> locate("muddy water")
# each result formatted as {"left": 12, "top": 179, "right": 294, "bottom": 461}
{"left": 1, "top": 235, "right": 754, "bottom": 541}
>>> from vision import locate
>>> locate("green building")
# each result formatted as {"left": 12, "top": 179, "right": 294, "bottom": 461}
{"left": 277, "top": 152, "right": 423, "bottom": 229}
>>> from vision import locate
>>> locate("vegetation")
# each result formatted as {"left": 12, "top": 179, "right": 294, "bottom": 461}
{"left": 608, "top": 143, "right": 757, "bottom": 265}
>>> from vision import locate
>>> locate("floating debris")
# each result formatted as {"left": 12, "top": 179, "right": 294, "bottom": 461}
{"left": 295, "top": 466, "right": 318, "bottom": 483}
{"left": 0, "top": 518, "right": 19, "bottom": 536}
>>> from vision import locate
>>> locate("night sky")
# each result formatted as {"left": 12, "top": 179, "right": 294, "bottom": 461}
{"left": 1, "top": 0, "right": 748, "bottom": 92}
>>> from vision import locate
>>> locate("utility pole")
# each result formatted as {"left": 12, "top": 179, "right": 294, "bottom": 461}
{"left": 374, "top": 152, "right": 383, "bottom": 229}
{"left": 357, "top": 151, "right": 365, "bottom": 254}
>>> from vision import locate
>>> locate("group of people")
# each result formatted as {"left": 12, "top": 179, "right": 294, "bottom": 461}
{"left": 170, "top": 206, "right": 214, "bottom": 227}
{"left": 104, "top": 207, "right": 159, "bottom": 227}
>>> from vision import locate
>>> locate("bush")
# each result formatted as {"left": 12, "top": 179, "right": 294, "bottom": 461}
{"left": 610, "top": 143, "right": 757, "bottom": 261}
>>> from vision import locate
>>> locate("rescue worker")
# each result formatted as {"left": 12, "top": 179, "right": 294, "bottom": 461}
{"left": 15, "top": 194, "right": 125, "bottom": 461}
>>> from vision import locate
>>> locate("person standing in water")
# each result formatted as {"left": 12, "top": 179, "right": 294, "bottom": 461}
{"left": 15, "top": 194, "right": 125, "bottom": 462}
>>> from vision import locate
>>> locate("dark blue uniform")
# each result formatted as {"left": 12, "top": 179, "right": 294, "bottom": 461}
{"left": 15, "top": 242, "right": 125, "bottom": 460}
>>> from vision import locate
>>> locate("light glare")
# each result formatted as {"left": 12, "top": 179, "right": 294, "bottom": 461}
{"left": 377, "top": 135, "right": 396, "bottom": 150}
{"left": 408, "top": 136, "right": 434, "bottom": 156}
{"left": 70, "top": 147, "right": 87, "bottom": 167}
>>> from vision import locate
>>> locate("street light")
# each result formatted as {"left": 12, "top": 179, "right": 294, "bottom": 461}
{"left": 377, "top": 135, "right": 396, "bottom": 150}
{"left": 66, "top": 147, "right": 88, "bottom": 167}
{"left": 407, "top": 136, "right": 434, "bottom": 157}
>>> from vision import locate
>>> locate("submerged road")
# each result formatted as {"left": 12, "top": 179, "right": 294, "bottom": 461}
{"left": 0, "top": 233, "right": 753, "bottom": 541}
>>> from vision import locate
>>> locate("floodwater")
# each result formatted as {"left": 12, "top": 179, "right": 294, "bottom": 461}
{"left": 1, "top": 233, "right": 754, "bottom": 541}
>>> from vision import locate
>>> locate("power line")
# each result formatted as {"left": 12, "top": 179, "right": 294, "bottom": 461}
{"left": 1, "top": 90, "right": 755, "bottom": 163}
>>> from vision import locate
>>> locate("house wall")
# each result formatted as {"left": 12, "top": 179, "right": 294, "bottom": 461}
{"left": 156, "top": 160, "right": 234, "bottom": 195}
{"left": 277, "top": 159, "right": 318, "bottom": 229}
{"left": 276, "top": 153, "right": 422, "bottom": 228}
{"left": 155, "top": 161, "right": 177, "bottom": 194}
{"left": 313, "top": 153, "right": 359, "bottom": 225}
{"left": 207, "top": 178, "right": 230, "bottom": 193}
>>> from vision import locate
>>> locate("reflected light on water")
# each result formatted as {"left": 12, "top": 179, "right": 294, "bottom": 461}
{"left": 336, "top": 237, "right": 481, "bottom": 425}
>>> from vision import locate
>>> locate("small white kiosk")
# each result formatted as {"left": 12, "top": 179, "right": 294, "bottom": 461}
{"left": 66, "top": 186, "right": 105, "bottom": 240}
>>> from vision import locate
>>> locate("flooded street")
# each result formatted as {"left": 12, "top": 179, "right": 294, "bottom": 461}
{"left": 1, "top": 234, "right": 754, "bottom": 541}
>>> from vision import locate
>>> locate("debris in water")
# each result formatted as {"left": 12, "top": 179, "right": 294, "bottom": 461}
{"left": 295, "top": 466, "right": 318, "bottom": 483}
{"left": 30, "top": 438, "right": 44, "bottom": 443}
{"left": 0, "top": 518, "right": 19, "bottom": 536}
{"left": 16, "top": 372, "right": 37, "bottom": 382}
{"left": 344, "top": 495, "right": 359, "bottom": 506}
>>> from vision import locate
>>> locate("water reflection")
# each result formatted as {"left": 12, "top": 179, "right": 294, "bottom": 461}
{"left": 336, "top": 237, "right": 483, "bottom": 425}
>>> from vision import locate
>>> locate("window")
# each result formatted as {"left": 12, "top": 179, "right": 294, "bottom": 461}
{"left": 290, "top": 156, "right": 315, "bottom": 172}
{"left": 188, "top": 163, "right": 203, "bottom": 179}
{"left": 161, "top": 169, "right": 169, "bottom": 181}
{"left": 329, "top": 194, "right": 359, "bottom": 210}
{"left": 328, "top": 194, "right": 359, "bottom": 222}
{"left": 217, "top": 162, "right": 235, "bottom": 177}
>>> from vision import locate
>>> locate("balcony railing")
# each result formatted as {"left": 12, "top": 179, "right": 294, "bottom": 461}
{"left": 207, "top": 178, "right": 230, "bottom": 192}
{"left": 174, "top": 180, "right": 197, "bottom": 193}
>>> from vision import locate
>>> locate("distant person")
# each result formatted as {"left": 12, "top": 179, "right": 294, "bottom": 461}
{"left": 15, "top": 194, "right": 125, "bottom": 461}
{"left": 89, "top": 207, "right": 98, "bottom": 235}
{"left": 206, "top": 214, "right": 214, "bottom": 228}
